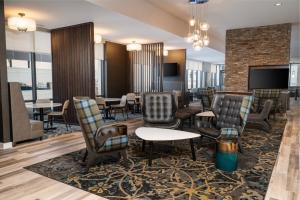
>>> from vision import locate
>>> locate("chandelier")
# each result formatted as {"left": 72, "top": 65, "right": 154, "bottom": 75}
{"left": 185, "top": 0, "right": 210, "bottom": 51}
{"left": 126, "top": 41, "right": 142, "bottom": 51}
{"left": 7, "top": 13, "right": 36, "bottom": 32}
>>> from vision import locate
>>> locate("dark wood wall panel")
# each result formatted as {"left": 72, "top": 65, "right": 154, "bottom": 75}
{"left": 163, "top": 49, "right": 186, "bottom": 92}
{"left": 105, "top": 42, "right": 129, "bottom": 97}
{"left": 51, "top": 22, "right": 95, "bottom": 123}
{"left": 0, "top": 0, "right": 11, "bottom": 143}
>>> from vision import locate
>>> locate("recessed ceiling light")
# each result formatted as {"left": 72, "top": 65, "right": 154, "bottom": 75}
{"left": 274, "top": 2, "right": 282, "bottom": 6}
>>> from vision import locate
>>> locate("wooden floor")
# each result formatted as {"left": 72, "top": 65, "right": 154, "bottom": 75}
{"left": 265, "top": 99, "right": 300, "bottom": 200}
{"left": 0, "top": 102, "right": 299, "bottom": 200}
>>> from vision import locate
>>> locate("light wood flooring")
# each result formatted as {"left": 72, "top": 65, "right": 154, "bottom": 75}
{"left": 0, "top": 101, "right": 299, "bottom": 200}
{"left": 265, "top": 99, "right": 300, "bottom": 200}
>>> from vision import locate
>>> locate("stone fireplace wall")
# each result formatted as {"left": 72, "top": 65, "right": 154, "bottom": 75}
{"left": 225, "top": 23, "right": 291, "bottom": 91}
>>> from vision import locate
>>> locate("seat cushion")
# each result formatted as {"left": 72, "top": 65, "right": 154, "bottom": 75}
{"left": 185, "top": 106, "right": 202, "bottom": 115}
{"left": 48, "top": 111, "right": 63, "bottom": 116}
{"left": 144, "top": 119, "right": 181, "bottom": 129}
{"left": 111, "top": 105, "right": 125, "bottom": 109}
{"left": 97, "top": 135, "right": 128, "bottom": 152}
{"left": 247, "top": 113, "right": 262, "bottom": 122}
{"left": 198, "top": 127, "right": 221, "bottom": 139}
{"left": 176, "top": 110, "right": 192, "bottom": 120}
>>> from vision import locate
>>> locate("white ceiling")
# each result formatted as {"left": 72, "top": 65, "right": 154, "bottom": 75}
{"left": 4, "top": 0, "right": 225, "bottom": 63}
{"left": 147, "top": 0, "right": 300, "bottom": 60}
{"left": 4, "top": 0, "right": 300, "bottom": 63}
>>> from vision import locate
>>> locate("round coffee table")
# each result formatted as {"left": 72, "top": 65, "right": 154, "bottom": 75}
{"left": 135, "top": 127, "right": 201, "bottom": 166}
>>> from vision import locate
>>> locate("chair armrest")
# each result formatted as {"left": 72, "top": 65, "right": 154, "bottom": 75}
{"left": 94, "top": 124, "right": 128, "bottom": 150}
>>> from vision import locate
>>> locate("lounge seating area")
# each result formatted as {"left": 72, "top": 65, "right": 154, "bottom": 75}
{"left": 0, "top": 1, "right": 299, "bottom": 200}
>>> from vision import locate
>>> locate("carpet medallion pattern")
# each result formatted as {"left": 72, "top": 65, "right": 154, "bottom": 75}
{"left": 26, "top": 119, "right": 285, "bottom": 200}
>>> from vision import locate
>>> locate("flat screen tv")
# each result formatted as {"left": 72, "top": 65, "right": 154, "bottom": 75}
{"left": 164, "top": 63, "right": 178, "bottom": 77}
{"left": 248, "top": 66, "right": 289, "bottom": 90}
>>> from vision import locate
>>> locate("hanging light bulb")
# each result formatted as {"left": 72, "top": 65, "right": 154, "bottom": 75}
{"left": 203, "top": 35, "right": 209, "bottom": 46}
{"left": 193, "top": 32, "right": 199, "bottom": 41}
{"left": 185, "top": 33, "right": 194, "bottom": 43}
{"left": 189, "top": 17, "right": 196, "bottom": 26}
{"left": 193, "top": 40, "right": 203, "bottom": 51}
{"left": 200, "top": 23, "right": 209, "bottom": 31}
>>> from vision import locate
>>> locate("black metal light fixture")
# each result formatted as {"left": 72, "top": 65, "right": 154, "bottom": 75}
{"left": 189, "top": 0, "right": 209, "bottom": 4}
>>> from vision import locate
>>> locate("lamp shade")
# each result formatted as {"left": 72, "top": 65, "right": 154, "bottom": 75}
{"left": 8, "top": 13, "right": 36, "bottom": 32}
{"left": 126, "top": 41, "right": 142, "bottom": 51}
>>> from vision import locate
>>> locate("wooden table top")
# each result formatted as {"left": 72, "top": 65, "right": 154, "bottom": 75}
{"left": 26, "top": 102, "right": 62, "bottom": 109}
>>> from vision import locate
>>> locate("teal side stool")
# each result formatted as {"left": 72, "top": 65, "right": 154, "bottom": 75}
{"left": 216, "top": 128, "right": 239, "bottom": 172}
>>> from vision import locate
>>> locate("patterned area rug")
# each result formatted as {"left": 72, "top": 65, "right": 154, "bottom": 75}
{"left": 26, "top": 119, "right": 286, "bottom": 200}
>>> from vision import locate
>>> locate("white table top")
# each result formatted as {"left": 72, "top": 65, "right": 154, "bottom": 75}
{"left": 26, "top": 102, "right": 62, "bottom": 109}
{"left": 135, "top": 127, "right": 200, "bottom": 141}
{"left": 196, "top": 111, "right": 215, "bottom": 117}
{"left": 104, "top": 98, "right": 121, "bottom": 102}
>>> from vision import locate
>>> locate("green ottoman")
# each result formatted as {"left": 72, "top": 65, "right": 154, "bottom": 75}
{"left": 216, "top": 128, "right": 239, "bottom": 172}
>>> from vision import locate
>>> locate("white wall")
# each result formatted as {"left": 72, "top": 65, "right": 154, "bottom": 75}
{"left": 95, "top": 43, "right": 104, "bottom": 60}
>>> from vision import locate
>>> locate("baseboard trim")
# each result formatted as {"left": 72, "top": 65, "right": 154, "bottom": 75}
{"left": 0, "top": 142, "right": 13, "bottom": 149}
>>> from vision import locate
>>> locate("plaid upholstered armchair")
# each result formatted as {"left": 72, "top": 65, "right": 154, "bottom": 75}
{"left": 143, "top": 92, "right": 181, "bottom": 129}
{"left": 196, "top": 94, "right": 253, "bottom": 152}
{"left": 198, "top": 88, "right": 215, "bottom": 111}
{"left": 73, "top": 98, "right": 128, "bottom": 169}
{"left": 253, "top": 89, "right": 281, "bottom": 118}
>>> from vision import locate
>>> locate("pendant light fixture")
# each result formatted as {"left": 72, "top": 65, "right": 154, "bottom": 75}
{"left": 7, "top": 13, "right": 36, "bottom": 32}
{"left": 185, "top": 0, "right": 210, "bottom": 51}
{"left": 126, "top": 41, "right": 142, "bottom": 51}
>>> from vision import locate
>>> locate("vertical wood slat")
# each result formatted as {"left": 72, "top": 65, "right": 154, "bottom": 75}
{"left": 0, "top": 0, "right": 11, "bottom": 142}
{"left": 51, "top": 22, "right": 95, "bottom": 123}
{"left": 129, "top": 42, "right": 163, "bottom": 93}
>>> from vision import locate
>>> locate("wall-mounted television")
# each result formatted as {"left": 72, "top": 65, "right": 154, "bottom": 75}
{"left": 163, "top": 63, "right": 178, "bottom": 77}
{"left": 248, "top": 66, "right": 289, "bottom": 90}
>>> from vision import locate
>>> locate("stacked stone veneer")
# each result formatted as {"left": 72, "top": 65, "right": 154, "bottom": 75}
{"left": 225, "top": 23, "right": 291, "bottom": 91}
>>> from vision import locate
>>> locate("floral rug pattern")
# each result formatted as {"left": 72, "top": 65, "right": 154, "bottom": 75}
{"left": 26, "top": 119, "right": 286, "bottom": 200}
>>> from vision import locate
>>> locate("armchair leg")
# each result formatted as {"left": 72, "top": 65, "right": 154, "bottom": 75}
{"left": 82, "top": 149, "right": 88, "bottom": 162}
{"left": 120, "top": 149, "right": 128, "bottom": 161}
{"left": 63, "top": 115, "right": 68, "bottom": 131}
{"left": 238, "top": 138, "right": 243, "bottom": 153}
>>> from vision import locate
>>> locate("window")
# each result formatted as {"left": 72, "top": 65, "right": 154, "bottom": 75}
{"left": 290, "top": 64, "right": 300, "bottom": 86}
{"left": 95, "top": 59, "right": 106, "bottom": 96}
{"left": 36, "top": 61, "right": 52, "bottom": 99}
{"left": 7, "top": 58, "right": 33, "bottom": 101}
{"left": 187, "top": 70, "right": 193, "bottom": 89}
{"left": 6, "top": 50, "right": 53, "bottom": 101}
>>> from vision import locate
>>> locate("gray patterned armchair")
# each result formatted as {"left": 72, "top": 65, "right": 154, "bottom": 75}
{"left": 73, "top": 98, "right": 128, "bottom": 169}
{"left": 198, "top": 88, "right": 215, "bottom": 111}
{"left": 196, "top": 94, "right": 253, "bottom": 152}
{"left": 142, "top": 92, "right": 181, "bottom": 129}
{"left": 247, "top": 99, "right": 273, "bottom": 132}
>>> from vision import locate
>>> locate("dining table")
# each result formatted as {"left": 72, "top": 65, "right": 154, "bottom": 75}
{"left": 26, "top": 101, "right": 62, "bottom": 122}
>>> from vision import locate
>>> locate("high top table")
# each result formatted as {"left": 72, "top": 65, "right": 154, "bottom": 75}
{"left": 135, "top": 127, "right": 201, "bottom": 166}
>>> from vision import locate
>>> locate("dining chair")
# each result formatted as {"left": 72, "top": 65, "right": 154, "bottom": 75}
{"left": 127, "top": 93, "right": 140, "bottom": 113}
{"left": 111, "top": 95, "right": 128, "bottom": 120}
{"left": 95, "top": 97, "right": 111, "bottom": 120}
{"left": 47, "top": 100, "right": 71, "bottom": 131}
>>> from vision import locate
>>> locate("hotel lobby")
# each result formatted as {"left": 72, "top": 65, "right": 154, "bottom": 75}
{"left": 0, "top": 0, "right": 299, "bottom": 199}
